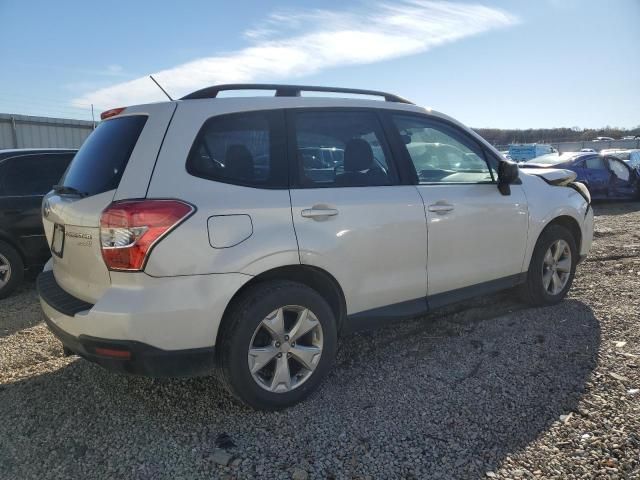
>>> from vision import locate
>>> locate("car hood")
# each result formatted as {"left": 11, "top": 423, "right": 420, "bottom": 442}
{"left": 521, "top": 167, "right": 577, "bottom": 186}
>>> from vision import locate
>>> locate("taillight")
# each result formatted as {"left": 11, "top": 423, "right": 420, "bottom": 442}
{"left": 100, "top": 107, "right": 125, "bottom": 120}
{"left": 100, "top": 200, "right": 194, "bottom": 271}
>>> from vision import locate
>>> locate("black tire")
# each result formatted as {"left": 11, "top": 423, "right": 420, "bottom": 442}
{"left": 0, "top": 240, "right": 24, "bottom": 299}
{"left": 520, "top": 224, "right": 577, "bottom": 306}
{"left": 217, "top": 281, "right": 337, "bottom": 410}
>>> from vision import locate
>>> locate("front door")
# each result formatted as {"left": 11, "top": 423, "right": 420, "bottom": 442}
{"left": 287, "top": 109, "right": 428, "bottom": 317}
{"left": 576, "top": 156, "right": 610, "bottom": 199}
{"left": 386, "top": 113, "right": 528, "bottom": 305}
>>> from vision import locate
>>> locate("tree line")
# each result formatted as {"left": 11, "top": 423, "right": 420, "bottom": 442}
{"left": 473, "top": 126, "right": 640, "bottom": 146}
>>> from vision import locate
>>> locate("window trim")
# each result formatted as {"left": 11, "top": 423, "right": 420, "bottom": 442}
{"left": 382, "top": 111, "right": 499, "bottom": 186}
{"left": 185, "top": 109, "right": 289, "bottom": 190}
{"left": 285, "top": 107, "right": 403, "bottom": 189}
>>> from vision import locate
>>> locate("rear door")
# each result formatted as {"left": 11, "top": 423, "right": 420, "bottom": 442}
{"left": 0, "top": 152, "right": 72, "bottom": 264}
{"left": 44, "top": 103, "right": 176, "bottom": 302}
{"left": 288, "top": 109, "right": 428, "bottom": 318}
{"left": 386, "top": 113, "right": 528, "bottom": 303}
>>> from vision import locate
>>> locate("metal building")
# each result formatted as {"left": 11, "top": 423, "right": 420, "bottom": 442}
{"left": 0, "top": 113, "right": 94, "bottom": 149}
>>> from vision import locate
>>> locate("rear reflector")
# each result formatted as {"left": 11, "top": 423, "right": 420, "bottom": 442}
{"left": 100, "top": 199, "right": 194, "bottom": 271}
{"left": 100, "top": 107, "right": 126, "bottom": 120}
{"left": 94, "top": 347, "right": 132, "bottom": 360}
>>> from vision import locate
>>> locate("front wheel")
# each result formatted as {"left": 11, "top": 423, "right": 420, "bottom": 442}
{"left": 217, "top": 281, "right": 337, "bottom": 410}
{"left": 520, "top": 225, "right": 577, "bottom": 306}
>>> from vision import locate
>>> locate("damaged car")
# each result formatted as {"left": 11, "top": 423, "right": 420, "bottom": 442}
{"left": 521, "top": 152, "right": 640, "bottom": 200}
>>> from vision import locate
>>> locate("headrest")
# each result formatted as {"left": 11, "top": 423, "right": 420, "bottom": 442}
{"left": 344, "top": 138, "right": 373, "bottom": 172}
{"left": 225, "top": 144, "right": 254, "bottom": 180}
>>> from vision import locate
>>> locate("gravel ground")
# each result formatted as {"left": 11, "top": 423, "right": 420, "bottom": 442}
{"left": 1, "top": 202, "right": 639, "bottom": 479}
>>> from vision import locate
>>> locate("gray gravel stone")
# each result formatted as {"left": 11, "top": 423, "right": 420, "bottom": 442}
{"left": 210, "top": 449, "right": 233, "bottom": 466}
{"left": 291, "top": 467, "right": 308, "bottom": 480}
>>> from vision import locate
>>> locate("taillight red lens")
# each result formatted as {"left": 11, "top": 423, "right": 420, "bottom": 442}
{"left": 100, "top": 200, "right": 194, "bottom": 271}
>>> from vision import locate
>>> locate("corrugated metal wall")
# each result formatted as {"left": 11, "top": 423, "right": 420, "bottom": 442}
{"left": 0, "top": 113, "right": 94, "bottom": 149}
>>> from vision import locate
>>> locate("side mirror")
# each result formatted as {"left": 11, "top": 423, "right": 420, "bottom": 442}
{"left": 497, "top": 161, "right": 519, "bottom": 195}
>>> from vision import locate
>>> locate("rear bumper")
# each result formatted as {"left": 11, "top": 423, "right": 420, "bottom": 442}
{"left": 42, "top": 311, "right": 215, "bottom": 377}
{"left": 36, "top": 269, "right": 251, "bottom": 377}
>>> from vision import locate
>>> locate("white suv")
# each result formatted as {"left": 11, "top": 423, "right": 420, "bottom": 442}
{"left": 38, "top": 84, "right": 593, "bottom": 409}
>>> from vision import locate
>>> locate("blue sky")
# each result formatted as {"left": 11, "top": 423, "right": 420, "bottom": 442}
{"left": 0, "top": 0, "right": 638, "bottom": 129}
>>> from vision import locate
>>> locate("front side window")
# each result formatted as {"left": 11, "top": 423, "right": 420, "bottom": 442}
{"left": 391, "top": 115, "right": 494, "bottom": 184}
{"left": 292, "top": 110, "right": 397, "bottom": 188}
{"left": 187, "top": 110, "right": 286, "bottom": 188}
{"left": 1, "top": 153, "right": 73, "bottom": 196}
{"left": 585, "top": 156, "right": 606, "bottom": 170}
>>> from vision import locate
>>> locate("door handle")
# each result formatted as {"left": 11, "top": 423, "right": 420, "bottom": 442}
{"left": 301, "top": 207, "right": 339, "bottom": 219}
{"left": 428, "top": 203, "right": 454, "bottom": 214}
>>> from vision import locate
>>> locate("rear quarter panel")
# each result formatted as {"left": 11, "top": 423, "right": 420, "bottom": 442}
{"left": 144, "top": 100, "right": 299, "bottom": 277}
{"left": 112, "top": 102, "right": 178, "bottom": 201}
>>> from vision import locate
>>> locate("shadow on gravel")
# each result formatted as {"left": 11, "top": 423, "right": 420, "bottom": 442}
{"left": 592, "top": 201, "right": 640, "bottom": 216}
{"left": 0, "top": 296, "right": 600, "bottom": 479}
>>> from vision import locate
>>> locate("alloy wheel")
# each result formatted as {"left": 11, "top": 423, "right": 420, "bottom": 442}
{"left": 542, "top": 239, "right": 572, "bottom": 295}
{"left": 0, "top": 253, "right": 11, "bottom": 288}
{"left": 248, "top": 305, "right": 324, "bottom": 393}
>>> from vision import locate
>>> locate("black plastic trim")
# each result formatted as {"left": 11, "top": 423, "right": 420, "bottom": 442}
{"left": 427, "top": 273, "right": 526, "bottom": 310}
{"left": 343, "top": 273, "right": 527, "bottom": 333}
{"left": 42, "top": 313, "right": 216, "bottom": 377}
{"left": 36, "top": 270, "right": 93, "bottom": 316}
{"left": 180, "top": 83, "right": 413, "bottom": 104}
{"left": 343, "top": 297, "right": 427, "bottom": 333}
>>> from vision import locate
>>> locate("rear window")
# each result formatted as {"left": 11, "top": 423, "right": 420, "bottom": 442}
{"left": 61, "top": 115, "right": 147, "bottom": 196}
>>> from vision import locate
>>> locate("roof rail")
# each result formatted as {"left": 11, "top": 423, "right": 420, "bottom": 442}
{"left": 180, "top": 84, "right": 414, "bottom": 104}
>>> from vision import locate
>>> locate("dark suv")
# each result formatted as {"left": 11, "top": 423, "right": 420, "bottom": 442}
{"left": 0, "top": 148, "right": 76, "bottom": 297}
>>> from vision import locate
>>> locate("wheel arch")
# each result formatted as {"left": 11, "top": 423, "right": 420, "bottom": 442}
{"left": 215, "top": 264, "right": 348, "bottom": 345}
{"left": 0, "top": 230, "right": 26, "bottom": 264}
{"left": 544, "top": 215, "right": 582, "bottom": 252}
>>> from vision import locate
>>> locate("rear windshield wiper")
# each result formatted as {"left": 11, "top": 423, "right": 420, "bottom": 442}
{"left": 52, "top": 184, "right": 88, "bottom": 197}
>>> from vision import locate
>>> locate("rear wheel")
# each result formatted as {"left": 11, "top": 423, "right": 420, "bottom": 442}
{"left": 520, "top": 225, "right": 577, "bottom": 306}
{"left": 217, "top": 281, "right": 337, "bottom": 410}
{"left": 0, "top": 241, "right": 23, "bottom": 299}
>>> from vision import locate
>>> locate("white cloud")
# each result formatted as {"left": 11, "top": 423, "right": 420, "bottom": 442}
{"left": 72, "top": 1, "right": 518, "bottom": 108}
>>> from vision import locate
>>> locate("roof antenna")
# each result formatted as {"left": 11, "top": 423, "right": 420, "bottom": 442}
{"left": 149, "top": 75, "right": 173, "bottom": 101}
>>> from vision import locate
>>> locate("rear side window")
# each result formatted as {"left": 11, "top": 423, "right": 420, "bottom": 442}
{"left": 61, "top": 115, "right": 147, "bottom": 197}
{"left": 292, "top": 110, "right": 397, "bottom": 188}
{"left": 1, "top": 153, "right": 73, "bottom": 196}
{"left": 186, "top": 110, "right": 287, "bottom": 188}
